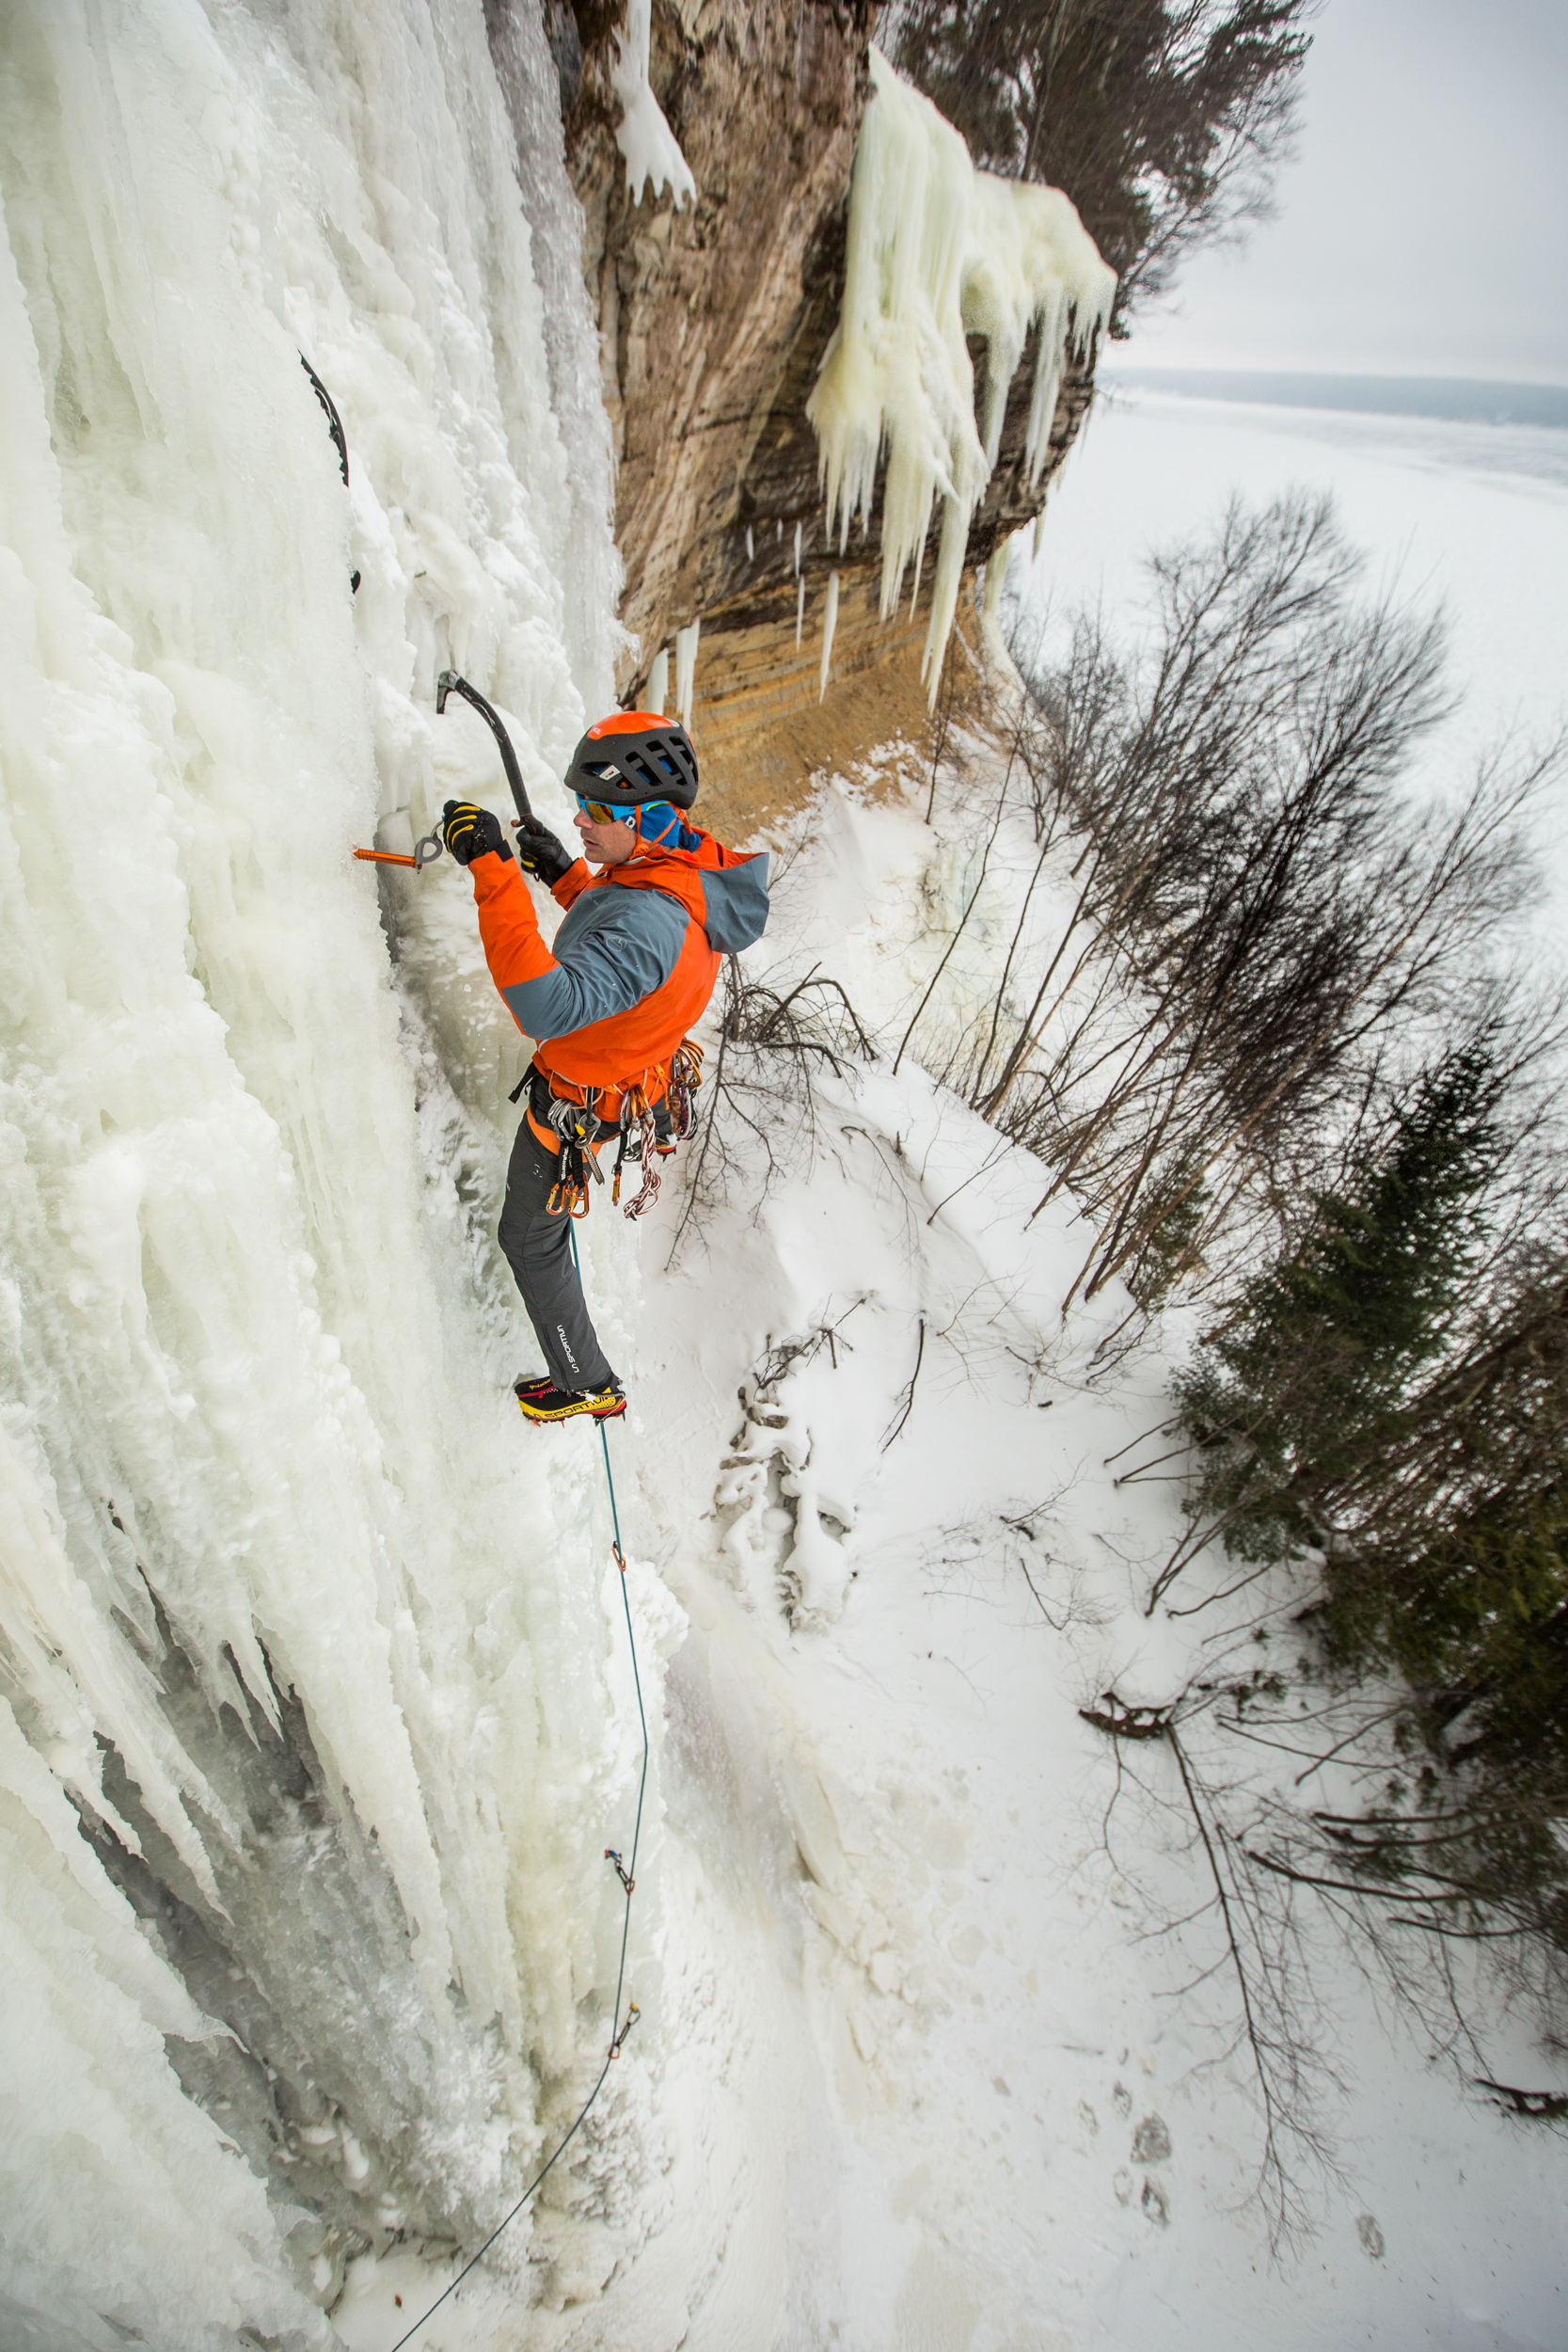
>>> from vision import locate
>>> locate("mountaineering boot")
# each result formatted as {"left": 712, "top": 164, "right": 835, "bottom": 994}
{"left": 514, "top": 1375, "right": 626, "bottom": 1426}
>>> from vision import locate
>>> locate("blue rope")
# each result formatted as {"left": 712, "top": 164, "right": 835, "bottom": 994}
{"left": 388, "top": 1292, "right": 647, "bottom": 2351}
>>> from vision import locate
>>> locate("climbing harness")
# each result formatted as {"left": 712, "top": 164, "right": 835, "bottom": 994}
{"left": 388, "top": 1342, "right": 646, "bottom": 2352}
{"left": 506, "top": 1052, "right": 704, "bottom": 1223}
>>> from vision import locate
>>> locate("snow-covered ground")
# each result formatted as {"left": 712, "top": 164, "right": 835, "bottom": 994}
{"left": 4, "top": 7, "right": 1567, "bottom": 2350}
{"left": 334, "top": 763, "right": 1568, "bottom": 2352}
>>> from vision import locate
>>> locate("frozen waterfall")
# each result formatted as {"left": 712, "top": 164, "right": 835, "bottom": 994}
{"left": 807, "top": 48, "right": 1117, "bottom": 701}
{"left": 0, "top": 1, "right": 655, "bottom": 2340}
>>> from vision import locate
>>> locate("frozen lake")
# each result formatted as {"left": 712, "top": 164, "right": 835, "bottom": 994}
{"left": 1012, "top": 383, "right": 1568, "bottom": 895}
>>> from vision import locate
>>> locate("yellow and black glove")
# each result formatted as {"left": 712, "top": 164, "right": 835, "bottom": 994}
{"left": 441, "top": 801, "right": 512, "bottom": 866}
{"left": 514, "top": 817, "right": 576, "bottom": 886}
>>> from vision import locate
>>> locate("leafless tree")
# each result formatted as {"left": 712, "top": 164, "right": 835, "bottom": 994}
{"left": 932, "top": 494, "right": 1559, "bottom": 1307}
{"left": 1082, "top": 1666, "right": 1568, "bottom": 2250}
{"left": 667, "top": 954, "right": 875, "bottom": 1261}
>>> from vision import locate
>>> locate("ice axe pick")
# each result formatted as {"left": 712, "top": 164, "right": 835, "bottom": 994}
{"left": 352, "top": 671, "right": 534, "bottom": 869}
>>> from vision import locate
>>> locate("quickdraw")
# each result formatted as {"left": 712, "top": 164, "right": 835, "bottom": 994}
{"left": 546, "top": 1092, "right": 604, "bottom": 1217}
{"left": 667, "top": 1039, "right": 704, "bottom": 1140}
{"left": 530, "top": 1037, "right": 705, "bottom": 1223}
{"left": 611, "top": 1085, "right": 663, "bottom": 1219}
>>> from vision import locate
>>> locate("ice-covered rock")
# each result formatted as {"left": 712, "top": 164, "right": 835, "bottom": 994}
{"left": 807, "top": 49, "right": 1117, "bottom": 699}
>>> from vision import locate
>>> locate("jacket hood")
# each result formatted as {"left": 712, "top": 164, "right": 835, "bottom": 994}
{"left": 611, "top": 836, "right": 770, "bottom": 956}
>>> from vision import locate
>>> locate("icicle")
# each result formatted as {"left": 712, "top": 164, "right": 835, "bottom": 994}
{"left": 920, "top": 506, "right": 967, "bottom": 691}
{"left": 745, "top": 525, "right": 754, "bottom": 562}
{"left": 611, "top": 0, "right": 696, "bottom": 209}
{"left": 674, "top": 617, "right": 701, "bottom": 727}
{"left": 796, "top": 573, "right": 806, "bottom": 650}
{"left": 646, "top": 646, "right": 669, "bottom": 714}
{"left": 983, "top": 543, "right": 1009, "bottom": 619}
{"left": 818, "top": 570, "right": 840, "bottom": 702}
{"left": 793, "top": 520, "right": 802, "bottom": 576}
{"left": 776, "top": 519, "right": 784, "bottom": 541}
{"left": 805, "top": 48, "right": 1116, "bottom": 702}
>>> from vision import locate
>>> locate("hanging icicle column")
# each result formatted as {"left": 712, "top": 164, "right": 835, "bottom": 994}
{"left": 806, "top": 49, "right": 1116, "bottom": 704}
{"left": 818, "top": 572, "right": 840, "bottom": 701}
{"left": 674, "top": 618, "right": 701, "bottom": 728}
{"left": 646, "top": 646, "right": 669, "bottom": 713}
{"left": 611, "top": 0, "right": 696, "bottom": 207}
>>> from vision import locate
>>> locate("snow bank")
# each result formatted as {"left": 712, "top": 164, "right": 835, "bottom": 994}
{"left": 620, "top": 759, "right": 1568, "bottom": 2352}
{"left": 807, "top": 49, "right": 1116, "bottom": 699}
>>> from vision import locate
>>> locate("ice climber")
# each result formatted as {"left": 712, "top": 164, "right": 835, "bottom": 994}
{"left": 441, "top": 712, "right": 769, "bottom": 1426}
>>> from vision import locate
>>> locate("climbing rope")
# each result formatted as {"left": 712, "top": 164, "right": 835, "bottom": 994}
{"left": 388, "top": 1309, "right": 647, "bottom": 2351}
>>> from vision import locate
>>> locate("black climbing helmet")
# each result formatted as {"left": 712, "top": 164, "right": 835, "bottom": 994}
{"left": 566, "top": 711, "right": 699, "bottom": 811}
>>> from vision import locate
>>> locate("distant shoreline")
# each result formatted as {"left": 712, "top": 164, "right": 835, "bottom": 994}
{"left": 1102, "top": 369, "right": 1568, "bottom": 431}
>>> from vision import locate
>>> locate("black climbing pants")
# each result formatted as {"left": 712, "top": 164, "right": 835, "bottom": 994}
{"left": 498, "top": 1118, "right": 618, "bottom": 1394}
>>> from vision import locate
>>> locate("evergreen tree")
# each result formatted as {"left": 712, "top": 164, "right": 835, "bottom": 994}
{"left": 1350, "top": 1268, "right": 1568, "bottom": 1750}
{"left": 1178, "top": 1042, "right": 1504, "bottom": 1557}
{"left": 1179, "top": 1046, "right": 1568, "bottom": 1955}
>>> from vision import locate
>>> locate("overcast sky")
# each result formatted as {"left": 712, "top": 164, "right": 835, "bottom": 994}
{"left": 1118, "top": 0, "right": 1568, "bottom": 384}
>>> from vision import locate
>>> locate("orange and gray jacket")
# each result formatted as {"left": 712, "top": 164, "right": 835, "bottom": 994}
{"left": 468, "top": 826, "right": 769, "bottom": 1110}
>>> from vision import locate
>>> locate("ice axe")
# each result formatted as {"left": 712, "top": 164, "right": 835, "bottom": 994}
{"left": 436, "top": 670, "right": 535, "bottom": 826}
{"left": 351, "top": 672, "right": 533, "bottom": 870}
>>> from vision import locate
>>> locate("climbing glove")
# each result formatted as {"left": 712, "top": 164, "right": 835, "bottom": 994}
{"left": 442, "top": 801, "right": 512, "bottom": 866}
{"left": 513, "top": 818, "right": 576, "bottom": 887}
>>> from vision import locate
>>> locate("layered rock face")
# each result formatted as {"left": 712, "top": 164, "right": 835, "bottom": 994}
{"left": 501, "top": 1, "right": 1099, "bottom": 834}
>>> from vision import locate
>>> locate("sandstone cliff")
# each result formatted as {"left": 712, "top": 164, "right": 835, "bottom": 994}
{"left": 493, "top": 1, "right": 1101, "bottom": 834}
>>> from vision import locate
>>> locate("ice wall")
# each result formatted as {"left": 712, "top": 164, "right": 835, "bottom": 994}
{"left": 0, "top": 1, "right": 651, "bottom": 2340}
{"left": 483, "top": 0, "right": 625, "bottom": 711}
{"left": 807, "top": 49, "right": 1116, "bottom": 699}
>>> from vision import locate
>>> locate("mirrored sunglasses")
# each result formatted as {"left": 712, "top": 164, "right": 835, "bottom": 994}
{"left": 576, "top": 795, "right": 683, "bottom": 846}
